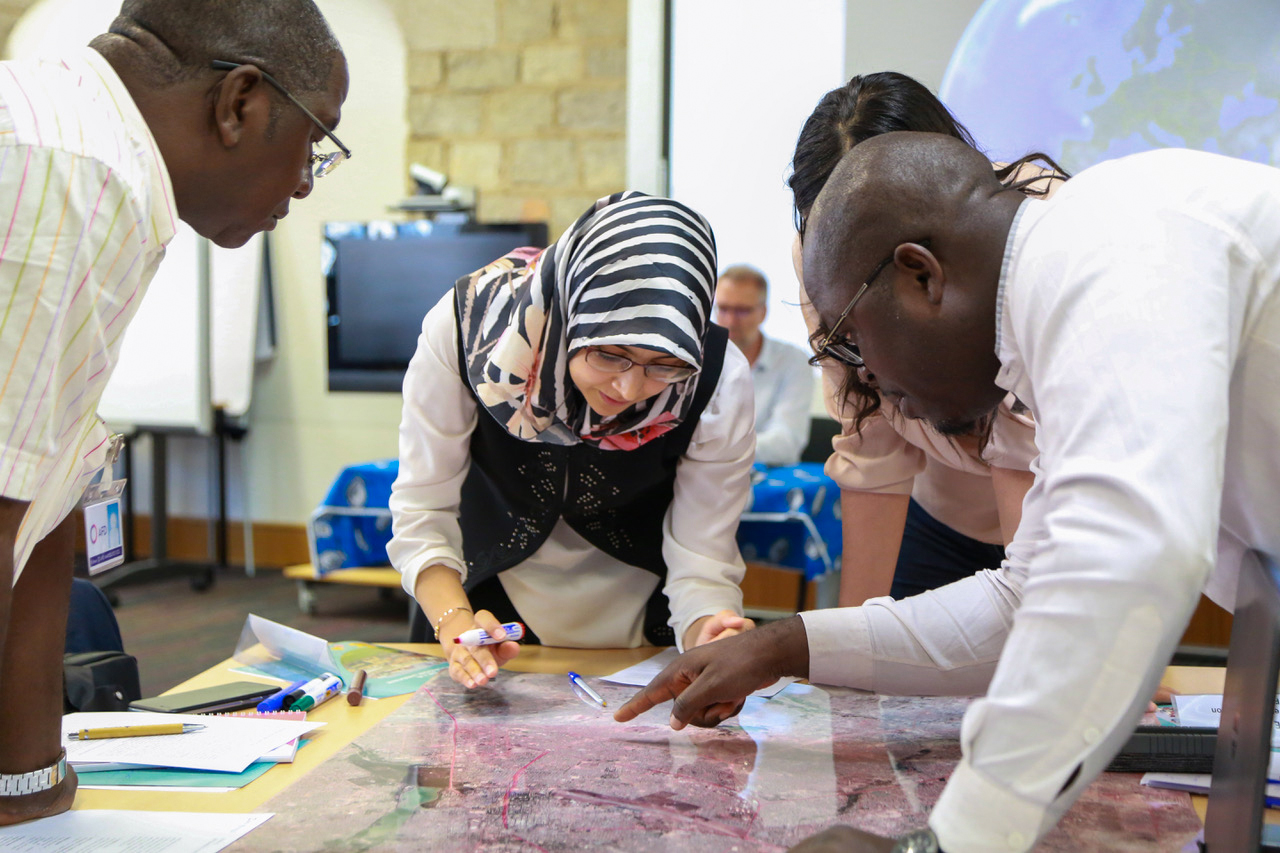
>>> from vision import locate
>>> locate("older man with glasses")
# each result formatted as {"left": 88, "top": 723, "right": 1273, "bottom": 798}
{"left": 0, "top": 0, "right": 348, "bottom": 825}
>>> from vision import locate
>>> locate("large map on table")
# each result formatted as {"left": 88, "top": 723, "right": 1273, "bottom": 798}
{"left": 230, "top": 673, "right": 1201, "bottom": 851}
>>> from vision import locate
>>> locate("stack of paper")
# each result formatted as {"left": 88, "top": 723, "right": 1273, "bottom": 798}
{"left": 64, "top": 711, "right": 323, "bottom": 792}
{"left": 0, "top": 810, "right": 272, "bottom": 853}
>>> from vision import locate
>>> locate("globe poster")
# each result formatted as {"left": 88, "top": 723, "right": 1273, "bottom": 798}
{"left": 940, "top": 0, "right": 1280, "bottom": 173}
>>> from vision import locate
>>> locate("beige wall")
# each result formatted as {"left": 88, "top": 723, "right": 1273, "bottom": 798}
{"left": 396, "top": 0, "right": 628, "bottom": 239}
{"left": 3, "top": 0, "right": 630, "bottom": 534}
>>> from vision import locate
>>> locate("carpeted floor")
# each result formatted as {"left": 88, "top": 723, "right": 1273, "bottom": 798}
{"left": 107, "top": 568, "right": 412, "bottom": 697}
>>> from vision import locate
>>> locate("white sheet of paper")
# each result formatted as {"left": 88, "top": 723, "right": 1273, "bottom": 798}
{"left": 62, "top": 711, "right": 323, "bottom": 773}
{"left": 0, "top": 810, "right": 271, "bottom": 852}
{"left": 77, "top": 784, "right": 239, "bottom": 793}
{"left": 599, "top": 647, "right": 798, "bottom": 698}
{"left": 1142, "top": 771, "right": 1280, "bottom": 797}
{"left": 241, "top": 614, "right": 333, "bottom": 673}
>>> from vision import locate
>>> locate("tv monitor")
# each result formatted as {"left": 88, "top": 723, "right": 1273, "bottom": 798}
{"left": 1203, "top": 551, "right": 1280, "bottom": 851}
{"left": 324, "top": 219, "right": 549, "bottom": 392}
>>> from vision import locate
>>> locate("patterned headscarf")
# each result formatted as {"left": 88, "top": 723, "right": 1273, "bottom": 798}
{"left": 455, "top": 192, "right": 718, "bottom": 450}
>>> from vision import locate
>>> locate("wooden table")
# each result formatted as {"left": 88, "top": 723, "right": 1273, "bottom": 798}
{"left": 71, "top": 644, "right": 659, "bottom": 814}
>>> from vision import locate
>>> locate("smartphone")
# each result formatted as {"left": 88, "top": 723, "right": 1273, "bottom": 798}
{"left": 129, "top": 680, "right": 280, "bottom": 714}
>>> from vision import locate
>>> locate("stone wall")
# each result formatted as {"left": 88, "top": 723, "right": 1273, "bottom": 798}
{"left": 1, "top": 0, "right": 629, "bottom": 239}
{"left": 394, "top": 0, "right": 628, "bottom": 237}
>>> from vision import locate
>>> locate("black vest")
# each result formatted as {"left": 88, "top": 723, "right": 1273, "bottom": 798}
{"left": 455, "top": 321, "right": 728, "bottom": 642}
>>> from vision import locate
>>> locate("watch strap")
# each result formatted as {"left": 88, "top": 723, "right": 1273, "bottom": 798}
{"left": 0, "top": 749, "right": 67, "bottom": 797}
{"left": 891, "top": 827, "right": 941, "bottom": 853}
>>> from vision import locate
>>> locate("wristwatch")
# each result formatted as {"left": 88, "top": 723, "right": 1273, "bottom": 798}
{"left": 0, "top": 749, "right": 67, "bottom": 797}
{"left": 891, "top": 827, "right": 941, "bottom": 853}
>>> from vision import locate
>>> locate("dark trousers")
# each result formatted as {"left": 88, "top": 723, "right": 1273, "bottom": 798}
{"left": 889, "top": 498, "right": 1007, "bottom": 599}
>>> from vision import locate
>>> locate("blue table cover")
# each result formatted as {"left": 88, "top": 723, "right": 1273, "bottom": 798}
{"left": 737, "top": 463, "right": 842, "bottom": 582}
{"left": 310, "top": 460, "right": 842, "bottom": 582}
{"left": 309, "top": 460, "right": 396, "bottom": 574}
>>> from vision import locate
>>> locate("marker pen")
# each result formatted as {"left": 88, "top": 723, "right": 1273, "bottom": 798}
{"left": 453, "top": 622, "right": 526, "bottom": 646}
{"left": 258, "top": 678, "right": 310, "bottom": 713}
{"left": 283, "top": 672, "right": 340, "bottom": 711}
{"left": 346, "top": 669, "right": 368, "bottom": 706}
{"left": 291, "top": 674, "right": 344, "bottom": 712}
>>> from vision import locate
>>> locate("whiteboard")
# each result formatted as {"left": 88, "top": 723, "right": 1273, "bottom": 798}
{"left": 9, "top": 0, "right": 267, "bottom": 430}
{"left": 667, "top": 0, "right": 845, "bottom": 353}
{"left": 94, "top": 226, "right": 264, "bottom": 429}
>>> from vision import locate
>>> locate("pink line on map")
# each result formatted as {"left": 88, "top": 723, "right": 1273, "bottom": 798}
{"left": 422, "top": 687, "right": 458, "bottom": 791}
{"left": 554, "top": 789, "right": 770, "bottom": 843}
{"left": 502, "top": 750, "right": 550, "bottom": 830}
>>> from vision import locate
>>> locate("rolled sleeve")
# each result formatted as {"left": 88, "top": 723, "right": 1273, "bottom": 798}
{"left": 387, "top": 295, "right": 477, "bottom": 597}
{"left": 662, "top": 343, "right": 756, "bottom": 648}
{"left": 825, "top": 410, "right": 923, "bottom": 495}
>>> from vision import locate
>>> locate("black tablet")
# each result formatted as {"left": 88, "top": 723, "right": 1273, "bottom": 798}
{"left": 129, "top": 680, "right": 280, "bottom": 714}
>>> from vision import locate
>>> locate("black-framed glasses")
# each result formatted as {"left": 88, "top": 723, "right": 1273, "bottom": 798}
{"left": 583, "top": 349, "right": 698, "bottom": 384}
{"left": 211, "top": 60, "right": 351, "bottom": 177}
{"left": 812, "top": 239, "right": 929, "bottom": 368}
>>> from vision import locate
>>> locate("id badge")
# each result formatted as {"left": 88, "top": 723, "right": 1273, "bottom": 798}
{"left": 82, "top": 434, "right": 127, "bottom": 575}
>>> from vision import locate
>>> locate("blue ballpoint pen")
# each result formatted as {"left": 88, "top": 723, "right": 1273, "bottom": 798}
{"left": 258, "top": 678, "right": 309, "bottom": 713}
{"left": 568, "top": 671, "right": 606, "bottom": 708}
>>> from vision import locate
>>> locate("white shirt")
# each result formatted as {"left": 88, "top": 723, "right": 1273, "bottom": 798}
{"left": 800, "top": 149, "right": 1280, "bottom": 852}
{"left": 748, "top": 335, "right": 815, "bottom": 467}
{"left": 388, "top": 295, "right": 757, "bottom": 648}
{"left": 0, "top": 49, "right": 176, "bottom": 582}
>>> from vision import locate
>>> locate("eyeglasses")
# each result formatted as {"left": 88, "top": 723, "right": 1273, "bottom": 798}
{"left": 211, "top": 60, "right": 352, "bottom": 177}
{"left": 812, "top": 239, "right": 929, "bottom": 368}
{"left": 583, "top": 349, "right": 697, "bottom": 384}
{"left": 715, "top": 304, "right": 763, "bottom": 319}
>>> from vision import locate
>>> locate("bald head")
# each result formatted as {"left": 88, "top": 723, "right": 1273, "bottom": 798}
{"left": 91, "top": 0, "right": 342, "bottom": 93}
{"left": 803, "top": 131, "right": 1003, "bottom": 311}
{"left": 801, "top": 131, "right": 1024, "bottom": 436}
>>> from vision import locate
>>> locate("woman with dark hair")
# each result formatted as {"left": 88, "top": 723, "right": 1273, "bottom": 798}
{"left": 388, "top": 192, "right": 757, "bottom": 689}
{"left": 789, "top": 72, "right": 1064, "bottom": 607}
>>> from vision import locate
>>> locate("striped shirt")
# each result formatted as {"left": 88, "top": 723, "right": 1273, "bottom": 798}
{"left": 0, "top": 48, "right": 176, "bottom": 582}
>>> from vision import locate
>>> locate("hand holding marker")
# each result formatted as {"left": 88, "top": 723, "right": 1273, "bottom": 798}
{"left": 453, "top": 622, "right": 526, "bottom": 646}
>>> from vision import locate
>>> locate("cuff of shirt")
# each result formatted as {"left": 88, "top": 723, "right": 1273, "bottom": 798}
{"left": 672, "top": 596, "right": 743, "bottom": 653}
{"left": 397, "top": 553, "right": 467, "bottom": 600}
{"left": 929, "top": 759, "right": 1046, "bottom": 853}
{"left": 799, "top": 607, "right": 874, "bottom": 688}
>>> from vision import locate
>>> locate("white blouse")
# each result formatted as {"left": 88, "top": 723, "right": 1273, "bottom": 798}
{"left": 388, "top": 294, "right": 757, "bottom": 649}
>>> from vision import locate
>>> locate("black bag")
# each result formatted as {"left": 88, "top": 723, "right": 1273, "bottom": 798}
{"left": 63, "top": 650, "right": 142, "bottom": 712}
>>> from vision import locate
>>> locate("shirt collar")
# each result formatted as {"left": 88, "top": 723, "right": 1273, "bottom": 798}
{"left": 752, "top": 334, "right": 779, "bottom": 369}
{"left": 78, "top": 47, "right": 179, "bottom": 252}
{"left": 994, "top": 197, "right": 1037, "bottom": 393}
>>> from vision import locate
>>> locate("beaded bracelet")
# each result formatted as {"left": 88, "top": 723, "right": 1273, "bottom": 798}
{"left": 433, "top": 605, "right": 473, "bottom": 633}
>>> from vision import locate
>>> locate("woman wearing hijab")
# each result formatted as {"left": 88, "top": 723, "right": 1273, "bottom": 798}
{"left": 388, "top": 192, "right": 757, "bottom": 689}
